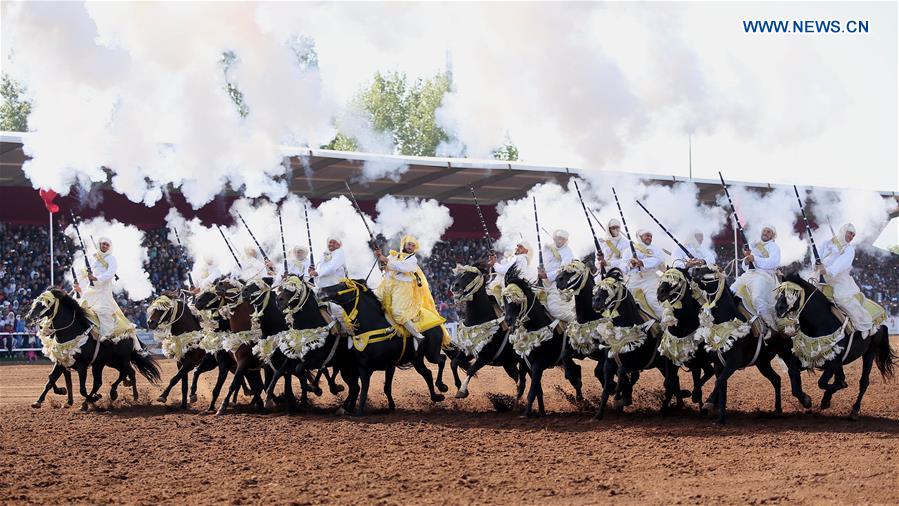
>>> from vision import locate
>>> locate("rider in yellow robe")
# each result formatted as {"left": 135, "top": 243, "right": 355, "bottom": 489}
{"left": 374, "top": 235, "right": 449, "bottom": 348}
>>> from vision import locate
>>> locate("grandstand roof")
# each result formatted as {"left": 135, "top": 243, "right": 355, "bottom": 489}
{"left": 2, "top": 132, "right": 897, "bottom": 209}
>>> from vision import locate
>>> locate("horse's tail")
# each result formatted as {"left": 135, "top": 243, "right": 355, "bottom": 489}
{"left": 874, "top": 326, "right": 896, "bottom": 381}
{"left": 131, "top": 351, "right": 162, "bottom": 384}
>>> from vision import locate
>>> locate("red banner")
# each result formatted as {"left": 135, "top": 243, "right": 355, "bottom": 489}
{"left": 39, "top": 188, "right": 60, "bottom": 213}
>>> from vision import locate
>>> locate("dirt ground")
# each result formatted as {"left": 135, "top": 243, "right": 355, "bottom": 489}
{"left": 1, "top": 341, "right": 897, "bottom": 505}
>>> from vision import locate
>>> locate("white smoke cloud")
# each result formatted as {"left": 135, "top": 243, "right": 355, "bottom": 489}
{"left": 809, "top": 188, "right": 895, "bottom": 249}
{"left": 723, "top": 186, "right": 804, "bottom": 265}
{"left": 374, "top": 195, "right": 453, "bottom": 256}
{"left": 4, "top": 2, "right": 336, "bottom": 208}
{"left": 64, "top": 217, "right": 153, "bottom": 300}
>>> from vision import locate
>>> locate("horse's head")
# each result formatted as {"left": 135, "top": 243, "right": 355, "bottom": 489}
{"left": 27, "top": 289, "right": 59, "bottom": 322}
{"left": 146, "top": 293, "right": 180, "bottom": 330}
{"left": 591, "top": 268, "right": 625, "bottom": 313}
{"left": 451, "top": 263, "right": 486, "bottom": 304}
{"left": 689, "top": 265, "right": 726, "bottom": 301}
{"left": 657, "top": 268, "right": 690, "bottom": 307}
{"left": 556, "top": 260, "right": 590, "bottom": 301}
{"left": 276, "top": 274, "right": 311, "bottom": 312}
{"left": 501, "top": 266, "right": 534, "bottom": 328}
{"left": 320, "top": 278, "right": 368, "bottom": 309}
{"left": 774, "top": 273, "right": 809, "bottom": 320}
{"left": 241, "top": 278, "right": 273, "bottom": 312}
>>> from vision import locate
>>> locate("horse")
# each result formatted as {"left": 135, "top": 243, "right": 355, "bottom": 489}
{"left": 320, "top": 278, "right": 447, "bottom": 415}
{"left": 266, "top": 274, "right": 346, "bottom": 409}
{"left": 656, "top": 268, "right": 720, "bottom": 410}
{"left": 449, "top": 263, "right": 526, "bottom": 400}
{"left": 500, "top": 266, "right": 584, "bottom": 417}
{"left": 146, "top": 293, "right": 241, "bottom": 410}
{"left": 27, "top": 289, "right": 161, "bottom": 410}
{"left": 554, "top": 259, "right": 617, "bottom": 391}
{"left": 194, "top": 278, "right": 267, "bottom": 414}
{"left": 590, "top": 268, "right": 683, "bottom": 420}
{"left": 775, "top": 273, "right": 896, "bottom": 420}
{"left": 685, "top": 265, "right": 809, "bottom": 423}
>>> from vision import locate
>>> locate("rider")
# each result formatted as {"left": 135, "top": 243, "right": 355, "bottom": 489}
{"left": 239, "top": 246, "right": 274, "bottom": 281}
{"left": 287, "top": 246, "right": 311, "bottom": 279}
{"left": 670, "top": 229, "right": 717, "bottom": 269}
{"left": 538, "top": 229, "right": 576, "bottom": 322}
{"left": 623, "top": 229, "right": 665, "bottom": 320}
{"left": 730, "top": 225, "right": 780, "bottom": 328}
{"left": 596, "top": 219, "right": 630, "bottom": 274}
{"left": 816, "top": 223, "right": 877, "bottom": 336}
{"left": 309, "top": 236, "right": 350, "bottom": 332}
{"left": 374, "top": 235, "right": 447, "bottom": 348}
{"left": 76, "top": 236, "right": 142, "bottom": 351}
{"left": 192, "top": 255, "right": 221, "bottom": 293}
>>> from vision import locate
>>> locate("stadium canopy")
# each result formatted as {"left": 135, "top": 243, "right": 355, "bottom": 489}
{"left": 2, "top": 132, "right": 897, "bottom": 208}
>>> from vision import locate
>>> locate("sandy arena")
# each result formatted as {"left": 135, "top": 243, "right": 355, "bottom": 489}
{"left": 1, "top": 346, "right": 897, "bottom": 505}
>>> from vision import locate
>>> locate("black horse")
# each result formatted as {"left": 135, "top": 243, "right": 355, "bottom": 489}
{"left": 321, "top": 278, "right": 447, "bottom": 415}
{"left": 686, "top": 266, "right": 808, "bottom": 424}
{"left": 591, "top": 268, "right": 683, "bottom": 420}
{"left": 267, "top": 274, "right": 346, "bottom": 409}
{"left": 146, "top": 293, "right": 241, "bottom": 411}
{"left": 27, "top": 289, "right": 160, "bottom": 410}
{"left": 194, "top": 279, "right": 267, "bottom": 414}
{"left": 501, "top": 266, "right": 583, "bottom": 417}
{"left": 775, "top": 273, "right": 895, "bottom": 420}
{"left": 449, "top": 264, "right": 526, "bottom": 400}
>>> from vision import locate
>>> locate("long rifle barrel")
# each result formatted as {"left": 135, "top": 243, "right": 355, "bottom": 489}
{"left": 304, "top": 203, "right": 315, "bottom": 269}
{"left": 235, "top": 211, "right": 270, "bottom": 263}
{"left": 533, "top": 197, "right": 544, "bottom": 269}
{"left": 344, "top": 180, "right": 383, "bottom": 272}
{"left": 634, "top": 200, "right": 694, "bottom": 259}
{"left": 611, "top": 188, "right": 638, "bottom": 259}
{"left": 278, "top": 207, "right": 289, "bottom": 274}
{"left": 718, "top": 172, "right": 754, "bottom": 269}
{"left": 469, "top": 185, "right": 494, "bottom": 254}
{"left": 793, "top": 185, "right": 825, "bottom": 283}
{"left": 68, "top": 211, "right": 94, "bottom": 286}
{"left": 217, "top": 226, "right": 243, "bottom": 270}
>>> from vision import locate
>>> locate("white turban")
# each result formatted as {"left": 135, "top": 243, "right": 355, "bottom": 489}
{"left": 244, "top": 246, "right": 258, "bottom": 258}
{"left": 292, "top": 245, "right": 308, "bottom": 256}
{"left": 327, "top": 236, "right": 342, "bottom": 246}
{"left": 553, "top": 229, "right": 569, "bottom": 240}
{"left": 762, "top": 225, "right": 777, "bottom": 239}
{"left": 608, "top": 219, "right": 621, "bottom": 229}
{"left": 636, "top": 229, "right": 652, "bottom": 245}
{"left": 692, "top": 229, "right": 704, "bottom": 245}
{"left": 839, "top": 223, "right": 856, "bottom": 243}
{"left": 518, "top": 240, "right": 534, "bottom": 266}
{"left": 97, "top": 236, "right": 112, "bottom": 248}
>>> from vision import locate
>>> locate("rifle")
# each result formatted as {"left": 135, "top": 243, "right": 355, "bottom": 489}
{"left": 533, "top": 197, "right": 544, "bottom": 270}
{"left": 469, "top": 185, "right": 495, "bottom": 254}
{"left": 793, "top": 185, "right": 825, "bottom": 283}
{"left": 278, "top": 206, "right": 289, "bottom": 274}
{"left": 303, "top": 203, "right": 315, "bottom": 270}
{"left": 568, "top": 172, "right": 605, "bottom": 275}
{"left": 344, "top": 180, "right": 383, "bottom": 274}
{"left": 611, "top": 188, "right": 638, "bottom": 259}
{"left": 634, "top": 200, "right": 694, "bottom": 259}
{"left": 217, "top": 226, "right": 243, "bottom": 270}
{"left": 68, "top": 211, "right": 94, "bottom": 286}
{"left": 718, "top": 172, "right": 754, "bottom": 269}
{"left": 235, "top": 211, "right": 270, "bottom": 264}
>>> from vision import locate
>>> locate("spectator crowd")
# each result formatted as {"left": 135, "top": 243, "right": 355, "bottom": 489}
{"left": 2, "top": 222, "right": 897, "bottom": 358}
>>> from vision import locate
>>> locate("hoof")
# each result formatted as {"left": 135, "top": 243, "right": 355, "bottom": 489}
{"left": 387, "top": 403, "right": 396, "bottom": 412}
{"left": 122, "top": 378, "right": 134, "bottom": 387}
{"left": 431, "top": 393, "right": 445, "bottom": 403}
{"left": 335, "top": 407, "right": 347, "bottom": 416}
{"left": 189, "top": 394, "right": 198, "bottom": 403}
{"left": 207, "top": 406, "right": 216, "bottom": 412}
{"left": 455, "top": 389, "right": 469, "bottom": 399}
{"left": 821, "top": 397, "right": 832, "bottom": 410}
{"left": 437, "top": 383, "right": 449, "bottom": 393}
{"left": 264, "top": 398, "right": 275, "bottom": 410}
{"left": 699, "top": 407, "right": 709, "bottom": 417}
{"left": 329, "top": 385, "right": 345, "bottom": 395}
{"left": 31, "top": 401, "right": 42, "bottom": 409}
{"left": 676, "top": 389, "right": 690, "bottom": 399}
{"left": 612, "top": 398, "right": 625, "bottom": 409}
{"left": 215, "top": 408, "right": 226, "bottom": 416}
{"left": 156, "top": 395, "right": 167, "bottom": 403}
{"left": 53, "top": 387, "right": 67, "bottom": 395}
{"left": 702, "top": 402, "right": 715, "bottom": 412}
{"left": 691, "top": 392, "right": 703, "bottom": 404}
{"left": 713, "top": 418, "right": 727, "bottom": 425}
{"left": 848, "top": 410, "right": 860, "bottom": 421}
{"left": 109, "top": 389, "right": 118, "bottom": 401}
{"left": 800, "top": 394, "right": 812, "bottom": 409}
{"left": 591, "top": 413, "right": 604, "bottom": 422}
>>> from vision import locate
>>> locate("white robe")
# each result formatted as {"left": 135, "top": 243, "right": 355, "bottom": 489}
{"left": 314, "top": 248, "right": 347, "bottom": 288}
{"left": 541, "top": 244, "right": 575, "bottom": 322}
{"left": 196, "top": 265, "right": 221, "bottom": 289}
{"left": 623, "top": 242, "right": 665, "bottom": 320}
{"left": 238, "top": 256, "right": 269, "bottom": 281}
{"left": 670, "top": 242, "right": 717, "bottom": 269}
{"left": 731, "top": 240, "right": 780, "bottom": 327}
{"left": 493, "top": 253, "right": 529, "bottom": 279}
{"left": 81, "top": 252, "right": 135, "bottom": 342}
{"left": 598, "top": 235, "right": 630, "bottom": 273}
{"left": 820, "top": 239, "right": 873, "bottom": 334}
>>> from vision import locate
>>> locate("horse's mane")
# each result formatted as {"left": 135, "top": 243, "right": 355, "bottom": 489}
{"left": 505, "top": 265, "right": 535, "bottom": 299}
{"left": 602, "top": 267, "right": 625, "bottom": 282}
{"left": 783, "top": 272, "right": 816, "bottom": 293}
{"left": 49, "top": 288, "right": 92, "bottom": 329}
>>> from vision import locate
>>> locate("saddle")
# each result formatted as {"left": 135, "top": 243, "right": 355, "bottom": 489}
{"left": 736, "top": 303, "right": 767, "bottom": 340}
{"left": 818, "top": 285, "right": 886, "bottom": 337}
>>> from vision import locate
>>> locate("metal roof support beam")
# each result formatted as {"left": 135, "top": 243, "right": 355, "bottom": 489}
{"left": 308, "top": 180, "right": 349, "bottom": 198}
{"left": 372, "top": 169, "right": 453, "bottom": 198}
{"left": 434, "top": 170, "right": 519, "bottom": 201}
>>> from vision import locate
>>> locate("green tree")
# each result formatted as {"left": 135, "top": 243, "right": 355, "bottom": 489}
{"left": 220, "top": 51, "right": 249, "bottom": 118}
{"left": 492, "top": 133, "right": 520, "bottom": 161}
{"left": 1, "top": 75, "right": 32, "bottom": 132}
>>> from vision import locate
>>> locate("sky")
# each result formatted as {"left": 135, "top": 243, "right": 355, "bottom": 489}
{"left": 1, "top": 1, "right": 896, "bottom": 197}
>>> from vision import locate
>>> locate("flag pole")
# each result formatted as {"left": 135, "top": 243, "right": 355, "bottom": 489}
{"left": 49, "top": 211, "right": 54, "bottom": 286}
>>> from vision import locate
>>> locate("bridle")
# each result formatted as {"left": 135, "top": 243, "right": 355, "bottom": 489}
{"left": 452, "top": 265, "right": 484, "bottom": 304}
{"left": 693, "top": 267, "right": 727, "bottom": 310}
{"left": 592, "top": 275, "right": 628, "bottom": 319}
{"left": 659, "top": 269, "right": 692, "bottom": 309}
{"left": 30, "top": 291, "right": 78, "bottom": 336}
{"left": 502, "top": 282, "right": 535, "bottom": 328}
{"left": 147, "top": 295, "right": 187, "bottom": 331}
{"left": 333, "top": 278, "right": 369, "bottom": 326}
{"left": 280, "top": 275, "right": 312, "bottom": 323}
{"left": 558, "top": 260, "right": 590, "bottom": 301}
{"left": 774, "top": 280, "right": 817, "bottom": 331}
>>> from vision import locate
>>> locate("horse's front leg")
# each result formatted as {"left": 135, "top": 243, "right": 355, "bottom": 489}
{"left": 33, "top": 364, "right": 66, "bottom": 408}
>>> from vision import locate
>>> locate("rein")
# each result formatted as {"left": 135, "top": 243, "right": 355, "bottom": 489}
{"left": 594, "top": 276, "right": 628, "bottom": 319}
{"left": 452, "top": 266, "right": 485, "bottom": 304}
